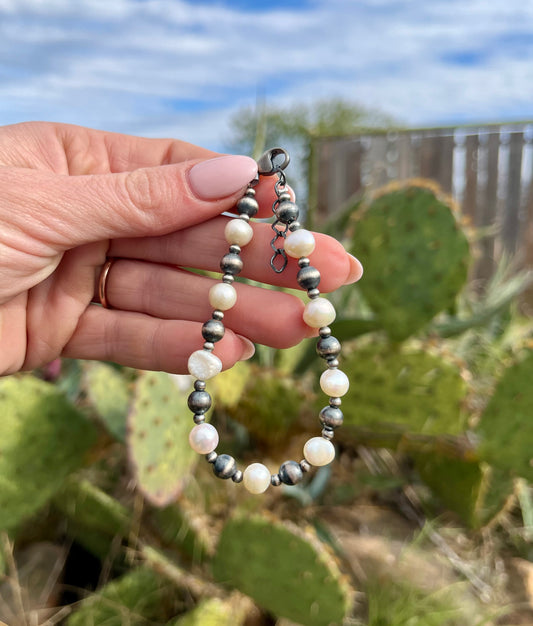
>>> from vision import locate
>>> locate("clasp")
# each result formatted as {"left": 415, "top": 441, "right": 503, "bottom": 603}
{"left": 256, "top": 148, "right": 290, "bottom": 176}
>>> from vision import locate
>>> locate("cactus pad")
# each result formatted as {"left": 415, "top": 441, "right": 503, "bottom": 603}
{"left": 212, "top": 515, "right": 354, "bottom": 626}
{"left": 169, "top": 597, "right": 248, "bottom": 626}
{"left": 338, "top": 343, "right": 467, "bottom": 435}
{"left": 225, "top": 366, "right": 306, "bottom": 446}
{"left": 127, "top": 371, "right": 197, "bottom": 506}
{"left": 350, "top": 181, "right": 470, "bottom": 341}
{"left": 67, "top": 566, "right": 175, "bottom": 625}
{"left": 476, "top": 351, "right": 533, "bottom": 481}
{"left": 84, "top": 362, "right": 131, "bottom": 441}
{"left": 0, "top": 375, "right": 96, "bottom": 531}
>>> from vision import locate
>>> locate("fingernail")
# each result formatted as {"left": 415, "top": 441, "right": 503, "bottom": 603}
{"left": 344, "top": 253, "right": 364, "bottom": 284}
{"left": 189, "top": 155, "right": 258, "bottom": 200}
{"left": 286, "top": 184, "right": 296, "bottom": 201}
{"left": 236, "top": 334, "right": 256, "bottom": 361}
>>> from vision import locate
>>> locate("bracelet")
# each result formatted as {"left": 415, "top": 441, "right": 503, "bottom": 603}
{"left": 186, "top": 148, "right": 348, "bottom": 494}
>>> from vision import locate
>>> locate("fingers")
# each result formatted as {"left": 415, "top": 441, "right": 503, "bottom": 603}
{"left": 62, "top": 306, "right": 255, "bottom": 374}
{"left": 0, "top": 155, "right": 259, "bottom": 250}
{"left": 108, "top": 216, "right": 363, "bottom": 292}
{"left": 96, "top": 259, "right": 311, "bottom": 349}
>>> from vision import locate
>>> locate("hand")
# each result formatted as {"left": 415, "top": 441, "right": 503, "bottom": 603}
{"left": 0, "top": 122, "right": 362, "bottom": 376}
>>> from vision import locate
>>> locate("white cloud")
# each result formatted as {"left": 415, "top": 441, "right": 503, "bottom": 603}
{"left": 0, "top": 0, "right": 531, "bottom": 150}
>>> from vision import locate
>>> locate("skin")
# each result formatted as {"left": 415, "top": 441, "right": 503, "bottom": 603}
{"left": 0, "top": 121, "right": 361, "bottom": 376}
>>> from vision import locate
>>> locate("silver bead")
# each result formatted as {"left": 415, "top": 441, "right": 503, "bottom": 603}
{"left": 279, "top": 460, "right": 304, "bottom": 485}
{"left": 289, "top": 221, "right": 302, "bottom": 232}
{"left": 194, "top": 380, "right": 206, "bottom": 391}
{"left": 187, "top": 390, "right": 212, "bottom": 414}
{"left": 298, "top": 257, "right": 310, "bottom": 268}
{"left": 319, "top": 326, "right": 332, "bottom": 338}
{"left": 237, "top": 195, "right": 259, "bottom": 218}
{"left": 220, "top": 253, "right": 243, "bottom": 276}
{"left": 222, "top": 273, "right": 235, "bottom": 284}
{"left": 322, "top": 428, "right": 335, "bottom": 440}
{"left": 329, "top": 397, "right": 342, "bottom": 407}
{"left": 274, "top": 200, "right": 299, "bottom": 224}
{"left": 327, "top": 358, "right": 339, "bottom": 369}
{"left": 316, "top": 335, "right": 341, "bottom": 359}
{"left": 271, "top": 474, "right": 281, "bottom": 487}
{"left": 213, "top": 454, "right": 237, "bottom": 479}
{"left": 239, "top": 213, "right": 250, "bottom": 222}
{"left": 307, "top": 288, "right": 320, "bottom": 299}
{"left": 212, "top": 310, "right": 224, "bottom": 321}
{"left": 319, "top": 405, "right": 344, "bottom": 429}
{"left": 202, "top": 319, "right": 225, "bottom": 343}
{"left": 278, "top": 191, "right": 291, "bottom": 202}
{"left": 193, "top": 414, "right": 206, "bottom": 424}
{"left": 205, "top": 451, "right": 218, "bottom": 463}
{"left": 232, "top": 470, "right": 243, "bottom": 483}
{"left": 229, "top": 244, "right": 241, "bottom": 255}
{"left": 300, "top": 459, "right": 311, "bottom": 473}
{"left": 203, "top": 341, "right": 215, "bottom": 351}
{"left": 297, "top": 265, "right": 321, "bottom": 290}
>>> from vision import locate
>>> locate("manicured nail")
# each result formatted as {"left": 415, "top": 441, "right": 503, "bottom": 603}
{"left": 286, "top": 184, "right": 296, "bottom": 201}
{"left": 236, "top": 334, "right": 256, "bottom": 361}
{"left": 344, "top": 253, "right": 364, "bottom": 284}
{"left": 189, "top": 155, "right": 258, "bottom": 200}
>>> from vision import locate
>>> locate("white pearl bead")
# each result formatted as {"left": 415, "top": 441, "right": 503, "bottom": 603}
{"left": 243, "top": 462, "right": 271, "bottom": 494}
{"left": 225, "top": 219, "right": 254, "bottom": 246}
{"left": 320, "top": 369, "right": 349, "bottom": 397}
{"left": 303, "top": 298, "right": 336, "bottom": 328}
{"left": 189, "top": 423, "right": 219, "bottom": 454}
{"left": 304, "top": 437, "right": 335, "bottom": 466}
{"left": 209, "top": 283, "right": 237, "bottom": 311}
{"left": 284, "top": 229, "right": 316, "bottom": 258}
{"left": 187, "top": 350, "right": 222, "bottom": 380}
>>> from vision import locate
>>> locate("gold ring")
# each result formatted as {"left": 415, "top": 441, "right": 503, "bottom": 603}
{"left": 98, "top": 258, "right": 115, "bottom": 309}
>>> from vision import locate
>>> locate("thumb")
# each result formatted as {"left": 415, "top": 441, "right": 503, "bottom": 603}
{"left": 2, "top": 155, "right": 258, "bottom": 248}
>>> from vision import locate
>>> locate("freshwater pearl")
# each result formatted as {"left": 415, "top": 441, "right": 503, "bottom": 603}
{"left": 243, "top": 462, "right": 271, "bottom": 494}
{"left": 320, "top": 369, "right": 349, "bottom": 397}
{"left": 189, "top": 423, "right": 219, "bottom": 454}
{"left": 188, "top": 350, "right": 222, "bottom": 380}
{"left": 209, "top": 283, "right": 237, "bottom": 311}
{"left": 284, "top": 229, "right": 316, "bottom": 258}
{"left": 304, "top": 437, "right": 335, "bottom": 466}
{"left": 225, "top": 218, "right": 254, "bottom": 246}
{"left": 303, "top": 298, "right": 336, "bottom": 328}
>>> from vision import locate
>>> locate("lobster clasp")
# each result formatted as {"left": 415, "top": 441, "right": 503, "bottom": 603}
{"left": 257, "top": 148, "right": 290, "bottom": 176}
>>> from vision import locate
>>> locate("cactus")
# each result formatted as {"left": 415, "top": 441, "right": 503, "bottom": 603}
{"left": 152, "top": 497, "right": 215, "bottom": 563}
{"left": 225, "top": 366, "right": 307, "bottom": 447}
{"left": 67, "top": 566, "right": 175, "bottom": 625}
{"left": 54, "top": 477, "right": 131, "bottom": 559}
{"left": 127, "top": 371, "right": 198, "bottom": 506}
{"left": 212, "top": 514, "right": 354, "bottom": 626}
{"left": 349, "top": 181, "right": 470, "bottom": 341}
{"left": 476, "top": 350, "right": 533, "bottom": 481}
{"left": 338, "top": 343, "right": 467, "bottom": 435}
{"left": 169, "top": 597, "right": 249, "bottom": 626}
{"left": 210, "top": 360, "right": 251, "bottom": 409}
{"left": 0, "top": 375, "right": 96, "bottom": 531}
{"left": 84, "top": 362, "right": 131, "bottom": 441}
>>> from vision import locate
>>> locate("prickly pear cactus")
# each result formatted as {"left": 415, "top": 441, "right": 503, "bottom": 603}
{"left": 169, "top": 597, "right": 248, "bottom": 626}
{"left": 67, "top": 566, "right": 174, "bottom": 625}
{"left": 210, "top": 360, "right": 251, "bottom": 409}
{"left": 84, "top": 362, "right": 131, "bottom": 441}
{"left": 54, "top": 477, "right": 131, "bottom": 558}
{"left": 350, "top": 181, "right": 470, "bottom": 341}
{"left": 476, "top": 350, "right": 533, "bottom": 481}
{"left": 127, "top": 371, "right": 197, "bottom": 506}
{"left": 225, "top": 366, "right": 307, "bottom": 446}
{"left": 413, "top": 451, "right": 514, "bottom": 528}
{"left": 212, "top": 514, "right": 354, "bottom": 626}
{"left": 338, "top": 343, "right": 467, "bottom": 435}
{"left": 0, "top": 375, "right": 96, "bottom": 531}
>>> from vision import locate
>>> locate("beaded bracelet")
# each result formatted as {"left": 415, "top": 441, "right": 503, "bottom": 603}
{"left": 186, "top": 148, "right": 347, "bottom": 494}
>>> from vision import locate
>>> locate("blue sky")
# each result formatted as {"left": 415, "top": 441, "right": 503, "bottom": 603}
{"left": 0, "top": 0, "right": 532, "bottom": 151}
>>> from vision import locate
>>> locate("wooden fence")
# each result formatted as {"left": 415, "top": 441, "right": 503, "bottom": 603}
{"left": 312, "top": 123, "right": 533, "bottom": 308}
